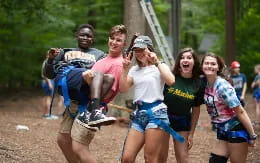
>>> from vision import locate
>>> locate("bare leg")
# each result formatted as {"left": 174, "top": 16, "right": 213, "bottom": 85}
{"left": 42, "top": 95, "right": 51, "bottom": 116}
{"left": 89, "top": 72, "right": 104, "bottom": 100}
{"left": 72, "top": 140, "right": 96, "bottom": 163}
{"left": 57, "top": 95, "right": 64, "bottom": 115}
{"left": 144, "top": 128, "right": 170, "bottom": 163}
{"left": 57, "top": 133, "right": 79, "bottom": 163}
{"left": 121, "top": 129, "right": 145, "bottom": 163}
{"left": 82, "top": 71, "right": 104, "bottom": 112}
{"left": 228, "top": 142, "right": 248, "bottom": 163}
{"left": 173, "top": 131, "right": 189, "bottom": 163}
{"left": 82, "top": 71, "right": 115, "bottom": 104}
{"left": 42, "top": 96, "right": 48, "bottom": 116}
{"left": 158, "top": 132, "right": 170, "bottom": 163}
{"left": 255, "top": 100, "right": 260, "bottom": 123}
{"left": 211, "top": 139, "right": 229, "bottom": 157}
{"left": 80, "top": 71, "right": 116, "bottom": 127}
{"left": 101, "top": 74, "right": 114, "bottom": 99}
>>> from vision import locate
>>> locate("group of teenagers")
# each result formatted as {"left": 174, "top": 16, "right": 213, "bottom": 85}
{"left": 43, "top": 23, "right": 258, "bottom": 163}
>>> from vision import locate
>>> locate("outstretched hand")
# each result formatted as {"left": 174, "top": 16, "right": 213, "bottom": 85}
{"left": 48, "top": 48, "right": 61, "bottom": 59}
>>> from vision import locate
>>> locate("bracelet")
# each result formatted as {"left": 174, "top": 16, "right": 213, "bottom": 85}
{"left": 249, "top": 134, "right": 257, "bottom": 140}
{"left": 154, "top": 61, "right": 162, "bottom": 67}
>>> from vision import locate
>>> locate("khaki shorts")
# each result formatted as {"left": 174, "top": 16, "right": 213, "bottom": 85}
{"left": 59, "top": 106, "right": 95, "bottom": 145}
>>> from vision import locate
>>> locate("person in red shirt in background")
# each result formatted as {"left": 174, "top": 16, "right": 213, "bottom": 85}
{"left": 230, "top": 61, "right": 247, "bottom": 107}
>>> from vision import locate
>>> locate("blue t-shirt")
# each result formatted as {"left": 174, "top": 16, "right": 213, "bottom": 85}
{"left": 230, "top": 73, "right": 247, "bottom": 97}
{"left": 253, "top": 74, "right": 260, "bottom": 95}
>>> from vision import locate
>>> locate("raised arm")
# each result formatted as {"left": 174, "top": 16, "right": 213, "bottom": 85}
{"left": 147, "top": 50, "right": 175, "bottom": 86}
{"left": 119, "top": 54, "right": 134, "bottom": 93}
{"left": 43, "top": 48, "right": 62, "bottom": 79}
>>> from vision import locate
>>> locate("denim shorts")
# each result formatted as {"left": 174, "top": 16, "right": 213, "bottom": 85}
{"left": 131, "top": 102, "right": 170, "bottom": 133}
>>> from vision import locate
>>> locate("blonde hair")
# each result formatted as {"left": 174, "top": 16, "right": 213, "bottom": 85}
{"left": 254, "top": 64, "right": 260, "bottom": 73}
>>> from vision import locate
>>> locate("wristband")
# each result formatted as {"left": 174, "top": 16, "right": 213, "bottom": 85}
{"left": 249, "top": 134, "right": 257, "bottom": 140}
{"left": 154, "top": 61, "right": 162, "bottom": 67}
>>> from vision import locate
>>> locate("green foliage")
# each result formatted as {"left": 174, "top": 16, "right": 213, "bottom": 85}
{"left": 180, "top": 0, "right": 260, "bottom": 87}
{"left": 236, "top": 4, "right": 260, "bottom": 84}
{"left": 153, "top": 0, "right": 171, "bottom": 33}
{"left": 238, "top": 53, "right": 260, "bottom": 84}
{"left": 0, "top": 0, "right": 123, "bottom": 89}
{"left": 0, "top": 0, "right": 259, "bottom": 91}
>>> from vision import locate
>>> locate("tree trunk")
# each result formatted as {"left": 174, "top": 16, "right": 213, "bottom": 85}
{"left": 124, "top": 0, "right": 146, "bottom": 43}
{"left": 171, "top": 0, "right": 181, "bottom": 59}
{"left": 109, "top": 0, "right": 146, "bottom": 118}
{"left": 225, "top": 0, "right": 236, "bottom": 65}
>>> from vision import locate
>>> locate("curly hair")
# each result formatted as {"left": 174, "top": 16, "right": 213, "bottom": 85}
{"left": 75, "top": 24, "right": 95, "bottom": 36}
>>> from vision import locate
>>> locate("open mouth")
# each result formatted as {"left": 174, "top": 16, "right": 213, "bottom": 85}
{"left": 182, "top": 64, "right": 190, "bottom": 68}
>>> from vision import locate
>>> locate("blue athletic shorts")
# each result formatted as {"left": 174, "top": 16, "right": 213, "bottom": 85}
{"left": 168, "top": 114, "right": 191, "bottom": 132}
{"left": 215, "top": 117, "right": 249, "bottom": 143}
{"left": 131, "top": 101, "right": 170, "bottom": 133}
{"left": 41, "top": 80, "right": 54, "bottom": 96}
{"left": 253, "top": 91, "right": 260, "bottom": 103}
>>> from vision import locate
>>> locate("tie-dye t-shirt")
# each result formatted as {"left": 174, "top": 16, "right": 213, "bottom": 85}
{"left": 204, "top": 77, "right": 241, "bottom": 123}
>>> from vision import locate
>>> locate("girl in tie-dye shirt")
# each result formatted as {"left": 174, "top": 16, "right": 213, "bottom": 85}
{"left": 201, "top": 53, "right": 256, "bottom": 163}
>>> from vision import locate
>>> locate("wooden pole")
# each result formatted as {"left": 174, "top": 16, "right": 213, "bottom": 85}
{"left": 108, "top": 103, "right": 133, "bottom": 113}
{"left": 172, "top": 0, "right": 181, "bottom": 59}
{"left": 225, "top": 0, "right": 236, "bottom": 65}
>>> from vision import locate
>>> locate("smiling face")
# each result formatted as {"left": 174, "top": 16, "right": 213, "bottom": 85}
{"left": 108, "top": 33, "right": 126, "bottom": 57}
{"left": 77, "top": 27, "right": 94, "bottom": 50}
{"left": 133, "top": 47, "right": 153, "bottom": 67}
{"left": 202, "top": 56, "right": 219, "bottom": 77}
{"left": 180, "top": 51, "right": 195, "bottom": 76}
{"left": 134, "top": 48, "right": 147, "bottom": 62}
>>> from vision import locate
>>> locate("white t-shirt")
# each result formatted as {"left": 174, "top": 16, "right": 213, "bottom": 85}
{"left": 128, "top": 65, "right": 165, "bottom": 103}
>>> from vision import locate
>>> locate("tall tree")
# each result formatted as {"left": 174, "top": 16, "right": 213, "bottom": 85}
{"left": 225, "top": 0, "right": 236, "bottom": 65}
{"left": 112, "top": 0, "right": 146, "bottom": 114}
{"left": 124, "top": 0, "right": 146, "bottom": 43}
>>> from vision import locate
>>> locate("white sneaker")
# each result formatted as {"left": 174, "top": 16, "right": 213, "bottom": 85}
{"left": 43, "top": 115, "right": 59, "bottom": 120}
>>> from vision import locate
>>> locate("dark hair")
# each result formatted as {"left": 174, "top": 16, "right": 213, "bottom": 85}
{"left": 201, "top": 52, "right": 226, "bottom": 77}
{"left": 76, "top": 24, "right": 95, "bottom": 35}
{"left": 172, "top": 47, "right": 201, "bottom": 78}
{"left": 109, "top": 24, "right": 127, "bottom": 38}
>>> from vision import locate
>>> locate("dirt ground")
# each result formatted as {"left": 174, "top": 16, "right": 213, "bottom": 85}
{"left": 0, "top": 91, "right": 259, "bottom": 163}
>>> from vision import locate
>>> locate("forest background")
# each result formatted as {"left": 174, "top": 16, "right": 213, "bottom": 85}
{"left": 0, "top": 0, "right": 259, "bottom": 93}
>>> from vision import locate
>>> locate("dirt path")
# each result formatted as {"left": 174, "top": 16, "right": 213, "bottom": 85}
{"left": 0, "top": 93, "right": 259, "bottom": 163}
